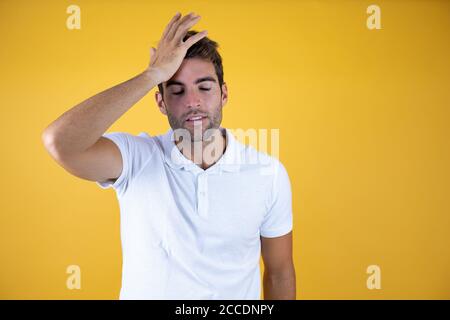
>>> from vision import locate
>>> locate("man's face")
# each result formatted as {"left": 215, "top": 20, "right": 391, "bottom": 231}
{"left": 155, "top": 58, "right": 228, "bottom": 141}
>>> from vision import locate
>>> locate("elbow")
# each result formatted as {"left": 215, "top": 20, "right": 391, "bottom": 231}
{"left": 41, "top": 127, "right": 52, "bottom": 148}
{"left": 41, "top": 128, "right": 63, "bottom": 160}
{"left": 264, "top": 263, "right": 296, "bottom": 281}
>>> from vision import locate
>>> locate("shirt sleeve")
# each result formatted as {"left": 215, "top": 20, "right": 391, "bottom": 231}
{"left": 260, "top": 160, "right": 293, "bottom": 238}
{"left": 95, "top": 131, "right": 156, "bottom": 195}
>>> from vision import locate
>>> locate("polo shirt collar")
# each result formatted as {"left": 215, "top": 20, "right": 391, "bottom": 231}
{"left": 161, "top": 127, "right": 241, "bottom": 173}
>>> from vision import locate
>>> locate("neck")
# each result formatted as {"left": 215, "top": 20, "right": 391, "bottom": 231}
{"left": 175, "top": 128, "right": 227, "bottom": 170}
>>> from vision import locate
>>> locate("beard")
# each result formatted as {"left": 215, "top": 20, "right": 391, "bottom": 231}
{"left": 167, "top": 105, "right": 223, "bottom": 142}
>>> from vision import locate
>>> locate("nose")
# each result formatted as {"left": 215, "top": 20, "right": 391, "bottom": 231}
{"left": 184, "top": 88, "right": 201, "bottom": 109}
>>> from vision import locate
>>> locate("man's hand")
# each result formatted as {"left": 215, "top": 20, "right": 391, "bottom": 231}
{"left": 147, "top": 12, "right": 208, "bottom": 84}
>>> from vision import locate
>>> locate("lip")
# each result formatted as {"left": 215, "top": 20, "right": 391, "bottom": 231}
{"left": 185, "top": 115, "right": 208, "bottom": 122}
{"left": 185, "top": 117, "right": 208, "bottom": 127}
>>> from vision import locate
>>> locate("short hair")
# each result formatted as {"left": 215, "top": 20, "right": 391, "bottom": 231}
{"left": 158, "top": 30, "right": 224, "bottom": 98}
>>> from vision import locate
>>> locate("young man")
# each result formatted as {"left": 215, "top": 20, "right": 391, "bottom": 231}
{"left": 42, "top": 12, "right": 295, "bottom": 300}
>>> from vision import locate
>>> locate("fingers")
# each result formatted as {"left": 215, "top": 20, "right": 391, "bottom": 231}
{"left": 170, "top": 12, "right": 201, "bottom": 42}
{"left": 183, "top": 30, "right": 208, "bottom": 48}
{"left": 162, "top": 12, "right": 181, "bottom": 40}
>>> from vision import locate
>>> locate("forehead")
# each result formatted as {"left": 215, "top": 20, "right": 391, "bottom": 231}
{"left": 164, "top": 58, "right": 217, "bottom": 88}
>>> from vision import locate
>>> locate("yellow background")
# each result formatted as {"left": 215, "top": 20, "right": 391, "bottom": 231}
{"left": 0, "top": 0, "right": 449, "bottom": 299}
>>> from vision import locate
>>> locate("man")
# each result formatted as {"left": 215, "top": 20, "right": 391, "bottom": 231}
{"left": 42, "top": 12, "right": 295, "bottom": 300}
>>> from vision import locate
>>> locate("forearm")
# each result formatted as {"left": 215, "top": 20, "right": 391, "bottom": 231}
{"left": 263, "top": 268, "right": 296, "bottom": 300}
{"left": 42, "top": 69, "right": 158, "bottom": 155}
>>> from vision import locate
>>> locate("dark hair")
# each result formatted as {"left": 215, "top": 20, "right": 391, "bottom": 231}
{"left": 158, "top": 30, "right": 224, "bottom": 98}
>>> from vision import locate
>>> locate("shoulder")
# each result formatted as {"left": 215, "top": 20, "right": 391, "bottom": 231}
{"left": 103, "top": 131, "right": 159, "bottom": 149}
{"left": 101, "top": 131, "right": 166, "bottom": 165}
{"left": 232, "top": 136, "right": 287, "bottom": 177}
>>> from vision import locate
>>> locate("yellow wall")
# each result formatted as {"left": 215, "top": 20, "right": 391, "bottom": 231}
{"left": 0, "top": 0, "right": 449, "bottom": 299}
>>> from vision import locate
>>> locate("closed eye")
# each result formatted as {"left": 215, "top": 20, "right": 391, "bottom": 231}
{"left": 172, "top": 88, "right": 211, "bottom": 95}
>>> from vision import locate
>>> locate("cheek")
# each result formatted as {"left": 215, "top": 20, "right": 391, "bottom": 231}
{"left": 205, "top": 90, "right": 223, "bottom": 104}
{"left": 204, "top": 95, "right": 217, "bottom": 105}
{"left": 165, "top": 95, "right": 181, "bottom": 105}
{"left": 164, "top": 103, "right": 183, "bottom": 118}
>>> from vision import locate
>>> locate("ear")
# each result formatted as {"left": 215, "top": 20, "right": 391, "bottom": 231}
{"left": 155, "top": 90, "right": 168, "bottom": 116}
{"left": 220, "top": 82, "right": 228, "bottom": 108}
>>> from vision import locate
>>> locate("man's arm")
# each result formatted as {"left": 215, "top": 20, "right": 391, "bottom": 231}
{"left": 41, "top": 70, "right": 158, "bottom": 183}
{"left": 261, "top": 231, "right": 296, "bottom": 300}
{"left": 41, "top": 12, "right": 207, "bottom": 183}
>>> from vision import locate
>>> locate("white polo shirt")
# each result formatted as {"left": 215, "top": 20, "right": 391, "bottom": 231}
{"left": 96, "top": 127, "right": 293, "bottom": 300}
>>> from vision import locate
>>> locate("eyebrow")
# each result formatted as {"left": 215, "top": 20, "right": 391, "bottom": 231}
{"left": 165, "top": 76, "right": 217, "bottom": 88}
